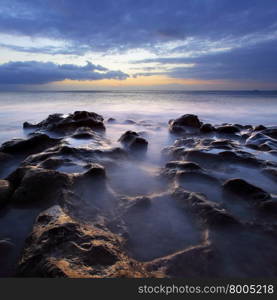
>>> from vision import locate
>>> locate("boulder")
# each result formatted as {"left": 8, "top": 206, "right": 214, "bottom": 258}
{"left": 118, "top": 131, "right": 148, "bottom": 153}
{"left": 172, "top": 187, "right": 240, "bottom": 228}
{"left": 23, "top": 111, "right": 105, "bottom": 134}
{"left": 222, "top": 178, "right": 270, "bottom": 202}
{"left": 0, "top": 180, "right": 12, "bottom": 206}
{"left": 0, "top": 134, "right": 61, "bottom": 155}
{"left": 7, "top": 166, "right": 71, "bottom": 206}
{"left": 200, "top": 123, "right": 215, "bottom": 134}
{"left": 17, "top": 205, "right": 151, "bottom": 278}
{"left": 169, "top": 114, "right": 202, "bottom": 133}
{"left": 216, "top": 125, "right": 240, "bottom": 134}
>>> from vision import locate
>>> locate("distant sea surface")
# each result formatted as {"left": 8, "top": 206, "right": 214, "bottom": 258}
{"left": 0, "top": 90, "right": 276, "bottom": 144}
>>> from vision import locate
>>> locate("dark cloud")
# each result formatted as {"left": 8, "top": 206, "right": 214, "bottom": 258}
{"left": 0, "top": 0, "right": 276, "bottom": 53}
{"left": 134, "top": 39, "right": 277, "bottom": 82}
{"left": 0, "top": 61, "right": 129, "bottom": 84}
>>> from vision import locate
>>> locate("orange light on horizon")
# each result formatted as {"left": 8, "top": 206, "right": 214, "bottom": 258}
{"left": 55, "top": 75, "right": 223, "bottom": 87}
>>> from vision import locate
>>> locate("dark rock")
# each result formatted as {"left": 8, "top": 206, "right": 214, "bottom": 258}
{"left": 17, "top": 205, "right": 151, "bottom": 278}
{"left": 222, "top": 178, "right": 270, "bottom": 202}
{"left": 216, "top": 125, "right": 240, "bottom": 134}
{"left": 200, "top": 123, "right": 215, "bottom": 133}
{"left": 107, "top": 118, "right": 116, "bottom": 123}
{"left": 0, "top": 180, "right": 12, "bottom": 206}
{"left": 24, "top": 111, "right": 105, "bottom": 134}
{"left": 262, "top": 128, "right": 277, "bottom": 139}
{"left": 0, "top": 239, "right": 14, "bottom": 256}
{"left": 173, "top": 187, "right": 240, "bottom": 228}
{"left": 259, "top": 200, "right": 277, "bottom": 214}
{"left": 253, "top": 125, "right": 267, "bottom": 131}
{"left": 72, "top": 127, "right": 96, "bottom": 139}
{"left": 82, "top": 164, "right": 106, "bottom": 181}
{"left": 7, "top": 166, "right": 71, "bottom": 206}
{"left": 124, "top": 120, "right": 136, "bottom": 125}
{"left": 262, "top": 167, "right": 277, "bottom": 181}
{"left": 0, "top": 134, "right": 61, "bottom": 155}
{"left": 169, "top": 114, "right": 202, "bottom": 133}
{"left": 119, "top": 131, "right": 148, "bottom": 153}
{"left": 146, "top": 242, "right": 217, "bottom": 278}
{"left": 165, "top": 161, "right": 202, "bottom": 171}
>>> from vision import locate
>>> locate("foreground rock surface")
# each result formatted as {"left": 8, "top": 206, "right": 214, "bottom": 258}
{"left": 17, "top": 206, "right": 152, "bottom": 278}
{"left": 0, "top": 111, "right": 277, "bottom": 278}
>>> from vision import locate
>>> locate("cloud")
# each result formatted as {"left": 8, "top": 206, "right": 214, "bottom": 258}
{"left": 133, "top": 38, "right": 277, "bottom": 82}
{"left": 0, "top": 0, "right": 277, "bottom": 54}
{"left": 0, "top": 61, "right": 129, "bottom": 84}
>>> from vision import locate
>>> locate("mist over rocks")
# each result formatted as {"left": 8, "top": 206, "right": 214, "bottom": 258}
{"left": 0, "top": 111, "right": 277, "bottom": 277}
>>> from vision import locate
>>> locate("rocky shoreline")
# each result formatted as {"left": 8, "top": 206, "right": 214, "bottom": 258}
{"left": 0, "top": 111, "right": 277, "bottom": 277}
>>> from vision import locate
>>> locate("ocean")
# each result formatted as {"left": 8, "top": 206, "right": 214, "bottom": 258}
{"left": 0, "top": 90, "right": 277, "bottom": 144}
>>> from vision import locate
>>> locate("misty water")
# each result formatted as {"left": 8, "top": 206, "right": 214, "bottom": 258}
{"left": 0, "top": 90, "right": 277, "bottom": 276}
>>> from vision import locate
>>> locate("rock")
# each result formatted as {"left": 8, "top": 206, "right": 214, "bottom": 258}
{"left": 216, "top": 125, "right": 240, "bottom": 134}
{"left": 253, "top": 125, "right": 267, "bottom": 131}
{"left": 124, "top": 120, "right": 136, "bottom": 125}
{"left": 17, "top": 205, "right": 151, "bottom": 278}
{"left": 169, "top": 114, "right": 202, "bottom": 133}
{"left": 0, "top": 134, "right": 61, "bottom": 155}
{"left": 200, "top": 123, "right": 215, "bottom": 133}
{"left": 24, "top": 111, "right": 105, "bottom": 134}
{"left": 177, "top": 170, "right": 220, "bottom": 185}
{"left": 146, "top": 242, "right": 217, "bottom": 278}
{"left": 222, "top": 178, "right": 270, "bottom": 202}
{"left": 118, "top": 131, "right": 148, "bottom": 153}
{"left": 0, "top": 239, "right": 14, "bottom": 256}
{"left": 262, "top": 167, "right": 277, "bottom": 181}
{"left": 262, "top": 128, "right": 277, "bottom": 139}
{"left": 246, "top": 132, "right": 277, "bottom": 151}
{"left": 107, "top": 118, "right": 116, "bottom": 123}
{"left": 165, "top": 161, "right": 202, "bottom": 171}
{"left": 173, "top": 187, "right": 240, "bottom": 228}
{"left": 0, "top": 180, "right": 12, "bottom": 206}
{"left": 259, "top": 200, "right": 277, "bottom": 215}
{"left": 81, "top": 164, "right": 106, "bottom": 181}
{"left": 72, "top": 127, "right": 96, "bottom": 139}
{"left": 210, "top": 139, "right": 237, "bottom": 150}
{"left": 7, "top": 166, "right": 71, "bottom": 206}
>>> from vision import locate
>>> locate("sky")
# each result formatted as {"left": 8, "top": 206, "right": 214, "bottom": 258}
{"left": 0, "top": 0, "right": 277, "bottom": 90}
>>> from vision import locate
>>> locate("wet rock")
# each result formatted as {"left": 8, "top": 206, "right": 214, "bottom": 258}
{"left": 81, "top": 164, "right": 106, "bottom": 181}
{"left": 169, "top": 114, "right": 202, "bottom": 133}
{"left": 200, "top": 123, "right": 215, "bottom": 133}
{"left": 72, "top": 127, "right": 97, "bottom": 139}
{"left": 107, "top": 118, "right": 116, "bottom": 123}
{"left": 262, "top": 128, "right": 277, "bottom": 139}
{"left": 173, "top": 187, "right": 240, "bottom": 228}
{"left": 0, "top": 134, "right": 61, "bottom": 155}
{"left": 7, "top": 166, "right": 72, "bottom": 206}
{"left": 24, "top": 111, "right": 105, "bottom": 134}
{"left": 177, "top": 170, "right": 220, "bottom": 186}
{"left": 124, "top": 120, "right": 136, "bottom": 125}
{"left": 262, "top": 167, "right": 277, "bottom": 181}
{"left": 0, "top": 180, "right": 12, "bottom": 206}
{"left": 216, "top": 125, "right": 240, "bottom": 134}
{"left": 0, "top": 239, "right": 14, "bottom": 256}
{"left": 253, "top": 125, "right": 267, "bottom": 131}
{"left": 146, "top": 242, "right": 217, "bottom": 278}
{"left": 119, "top": 131, "right": 148, "bottom": 153}
{"left": 246, "top": 132, "right": 277, "bottom": 151}
{"left": 165, "top": 161, "right": 202, "bottom": 171}
{"left": 17, "top": 205, "right": 151, "bottom": 278}
{"left": 210, "top": 139, "right": 237, "bottom": 150}
{"left": 259, "top": 200, "right": 277, "bottom": 215}
{"left": 222, "top": 178, "right": 270, "bottom": 202}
